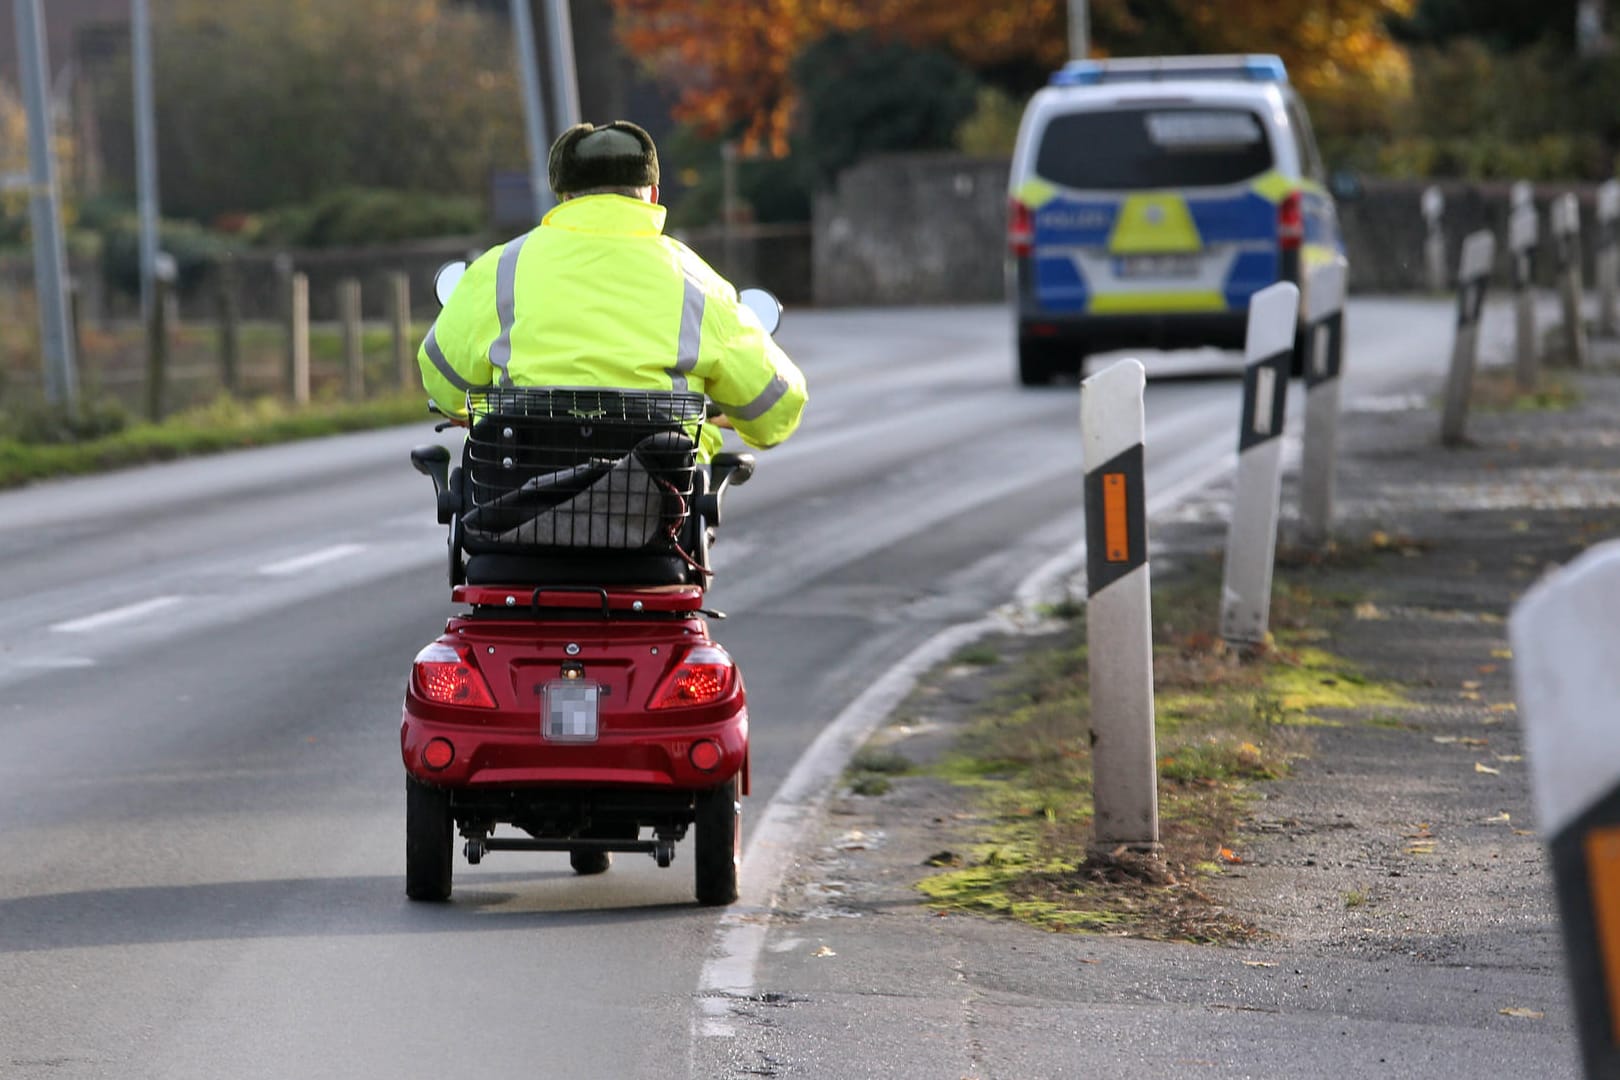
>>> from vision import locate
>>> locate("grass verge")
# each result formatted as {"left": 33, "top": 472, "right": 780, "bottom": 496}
{"left": 910, "top": 546, "right": 1407, "bottom": 943}
{"left": 0, "top": 392, "right": 428, "bottom": 489}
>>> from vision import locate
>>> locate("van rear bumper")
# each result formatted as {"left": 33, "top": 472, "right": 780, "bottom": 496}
{"left": 1017, "top": 309, "right": 1251, "bottom": 353}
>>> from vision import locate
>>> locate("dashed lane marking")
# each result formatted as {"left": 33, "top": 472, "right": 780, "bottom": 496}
{"left": 50, "top": 596, "right": 184, "bottom": 634}
{"left": 258, "top": 543, "right": 366, "bottom": 576}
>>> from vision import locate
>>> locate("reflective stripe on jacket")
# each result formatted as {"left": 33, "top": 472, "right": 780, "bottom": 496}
{"left": 418, "top": 194, "right": 807, "bottom": 458}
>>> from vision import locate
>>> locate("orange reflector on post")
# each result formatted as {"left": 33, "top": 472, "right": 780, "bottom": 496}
{"left": 1585, "top": 825, "right": 1620, "bottom": 1042}
{"left": 1103, "top": 473, "right": 1130, "bottom": 562}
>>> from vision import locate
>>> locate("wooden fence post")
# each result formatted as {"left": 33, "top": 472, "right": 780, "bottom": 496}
{"left": 339, "top": 277, "right": 364, "bottom": 400}
{"left": 288, "top": 272, "right": 310, "bottom": 406}
{"left": 389, "top": 272, "right": 413, "bottom": 388}
{"left": 216, "top": 253, "right": 241, "bottom": 396}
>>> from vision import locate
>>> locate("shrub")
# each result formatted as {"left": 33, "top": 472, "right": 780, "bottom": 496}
{"left": 251, "top": 188, "right": 483, "bottom": 248}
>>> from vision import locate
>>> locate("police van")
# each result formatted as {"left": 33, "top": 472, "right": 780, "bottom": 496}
{"left": 1007, "top": 54, "right": 1346, "bottom": 385}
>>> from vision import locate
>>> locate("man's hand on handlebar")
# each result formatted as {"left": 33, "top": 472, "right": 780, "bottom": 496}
{"left": 704, "top": 402, "right": 734, "bottom": 430}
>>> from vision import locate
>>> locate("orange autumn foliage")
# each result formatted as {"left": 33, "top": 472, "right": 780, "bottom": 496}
{"left": 611, "top": 0, "right": 1413, "bottom": 153}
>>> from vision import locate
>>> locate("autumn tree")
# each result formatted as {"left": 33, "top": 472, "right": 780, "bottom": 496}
{"left": 612, "top": 0, "right": 1416, "bottom": 154}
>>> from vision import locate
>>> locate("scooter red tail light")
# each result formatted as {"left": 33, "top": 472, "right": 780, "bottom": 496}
{"left": 688, "top": 739, "right": 722, "bottom": 772}
{"left": 423, "top": 738, "right": 455, "bottom": 770}
{"left": 649, "top": 645, "right": 737, "bottom": 710}
{"left": 413, "top": 643, "right": 496, "bottom": 709}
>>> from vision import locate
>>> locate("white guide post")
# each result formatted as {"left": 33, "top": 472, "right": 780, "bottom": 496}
{"left": 1553, "top": 192, "right": 1590, "bottom": 369}
{"left": 1597, "top": 180, "right": 1620, "bottom": 338}
{"left": 1512, "top": 541, "right": 1620, "bottom": 1078}
{"left": 1439, "top": 230, "right": 1496, "bottom": 448}
{"left": 1220, "top": 283, "right": 1299, "bottom": 647}
{"left": 1510, "top": 182, "right": 1541, "bottom": 389}
{"left": 1081, "top": 358, "right": 1159, "bottom": 857}
{"left": 1422, "top": 186, "right": 1447, "bottom": 293}
{"left": 1298, "top": 258, "right": 1348, "bottom": 547}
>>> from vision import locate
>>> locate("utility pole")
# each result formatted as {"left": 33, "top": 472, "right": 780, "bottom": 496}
{"left": 132, "top": 0, "right": 162, "bottom": 351}
{"left": 1068, "top": 0, "right": 1090, "bottom": 60}
{"left": 510, "top": 0, "right": 554, "bottom": 220}
{"left": 543, "top": 0, "right": 581, "bottom": 132}
{"left": 1578, "top": 0, "right": 1610, "bottom": 57}
{"left": 13, "top": 0, "right": 79, "bottom": 409}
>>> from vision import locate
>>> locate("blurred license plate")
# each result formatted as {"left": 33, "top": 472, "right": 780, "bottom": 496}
{"left": 543, "top": 681, "right": 599, "bottom": 742}
{"left": 1115, "top": 254, "right": 1201, "bottom": 279}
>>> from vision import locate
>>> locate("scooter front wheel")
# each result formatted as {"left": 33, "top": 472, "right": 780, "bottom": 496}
{"left": 693, "top": 776, "right": 740, "bottom": 906}
{"left": 405, "top": 775, "right": 454, "bottom": 902}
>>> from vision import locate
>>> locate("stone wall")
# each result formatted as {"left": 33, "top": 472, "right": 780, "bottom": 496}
{"left": 810, "top": 153, "right": 1615, "bottom": 304}
{"left": 813, "top": 154, "right": 1011, "bottom": 307}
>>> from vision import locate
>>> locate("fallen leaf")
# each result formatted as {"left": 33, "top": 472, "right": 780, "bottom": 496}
{"left": 1484, "top": 812, "right": 1512, "bottom": 824}
{"left": 1475, "top": 762, "right": 1501, "bottom": 775}
{"left": 1491, "top": 648, "right": 1513, "bottom": 659}
{"left": 1370, "top": 530, "right": 1392, "bottom": 548}
{"left": 1489, "top": 703, "right": 1517, "bottom": 714}
{"left": 1077, "top": 958, "right": 1100, "bottom": 965}
{"left": 1458, "top": 737, "right": 1489, "bottom": 747}
{"left": 1354, "top": 602, "right": 1386, "bottom": 621}
{"left": 1495, "top": 754, "right": 1523, "bottom": 763}
{"left": 1405, "top": 824, "right": 1434, "bottom": 838}
{"left": 1477, "top": 664, "right": 1499, "bottom": 675}
{"left": 1218, "top": 847, "right": 1244, "bottom": 865}
{"left": 1513, "top": 829, "right": 1536, "bottom": 836}
{"left": 1433, "top": 735, "right": 1459, "bottom": 744}
{"left": 1407, "top": 841, "right": 1437, "bottom": 854}
{"left": 1499, "top": 1006, "right": 1544, "bottom": 1019}
{"left": 1462, "top": 680, "right": 1482, "bottom": 691}
{"left": 1459, "top": 691, "right": 1483, "bottom": 701}
{"left": 812, "top": 946, "right": 836, "bottom": 958}
{"left": 1242, "top": 960, "right": 1276, "bottom": 968}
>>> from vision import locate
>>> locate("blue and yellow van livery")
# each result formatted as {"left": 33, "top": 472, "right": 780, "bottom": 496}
{"left": 1007, "top": 55, "right": 1347, "bottom": 385}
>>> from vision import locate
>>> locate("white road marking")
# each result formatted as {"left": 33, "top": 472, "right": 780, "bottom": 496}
{"left": 258, "top": 543, "right": 366, "bottom": 576}
{"left": 50, "top": 596, "right": 184, "bottom": 634}
{"left": 11, "top": 656, "right": 97, "bottom": 669}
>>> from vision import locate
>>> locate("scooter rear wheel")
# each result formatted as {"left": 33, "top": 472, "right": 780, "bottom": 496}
{"left": 405, "top": 775, "right": 454, "bottom": 902}
{"left": 693, "top": 776, "right": 740, "bottom": 906}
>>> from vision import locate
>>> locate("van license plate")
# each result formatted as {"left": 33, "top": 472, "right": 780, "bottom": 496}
{"left": 543, "top": 681, "right": 599, "bottom": 742}
{"left": 1115, "top": 255, "right": 1201, "bottom": 279}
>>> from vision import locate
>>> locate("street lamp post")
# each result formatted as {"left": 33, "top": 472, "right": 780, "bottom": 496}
{"left": 13, "top": 0, "right": 79, "bottom": 410}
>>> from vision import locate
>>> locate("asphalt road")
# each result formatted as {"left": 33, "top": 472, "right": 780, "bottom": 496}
{"left": 0, "top": 299, "right": 1461, "bottom": 1079}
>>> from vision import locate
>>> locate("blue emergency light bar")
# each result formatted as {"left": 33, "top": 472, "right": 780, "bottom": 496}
{"left": 1050, "top": 55, "right": 1288, "bottom": 88}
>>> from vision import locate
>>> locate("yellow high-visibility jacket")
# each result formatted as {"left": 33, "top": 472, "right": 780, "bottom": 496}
{"left": 418, "top": 194, "right": 807, "bottom": 459}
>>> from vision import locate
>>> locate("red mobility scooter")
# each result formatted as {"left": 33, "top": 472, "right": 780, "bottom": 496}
{"left": 403, "top": 370, "right": 760, "bottom": 906}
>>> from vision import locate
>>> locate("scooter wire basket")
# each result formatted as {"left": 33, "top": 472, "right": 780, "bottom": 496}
{"left": 460, "top": 388, "right": 704, "bottom": 553}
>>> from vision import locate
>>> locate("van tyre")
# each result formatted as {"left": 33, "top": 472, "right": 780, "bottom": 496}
{"left": 1017, "top": 338, "right": 1058, "bottom": 386}
{"left": 405, "top": 775, "right": 454, "bottom": 902}
{"left": 694, "top": 776, "right": 741, "bottom": 906}
{"left": 570, "top": 849, "right": 612, "bottom": 875}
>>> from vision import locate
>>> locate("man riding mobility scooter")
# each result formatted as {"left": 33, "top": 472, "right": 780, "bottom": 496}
{"left": 402, "top": 307, "right": 771, "bottom": 906}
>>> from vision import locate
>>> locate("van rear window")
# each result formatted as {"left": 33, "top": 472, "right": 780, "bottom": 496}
{"left": 1035, "top": 107, "right": 1273, "bottom": 190}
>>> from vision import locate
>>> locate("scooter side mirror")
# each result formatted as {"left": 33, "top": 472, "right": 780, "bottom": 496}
{"left": 738, "top": 288, "right": 782, "bottom": 336}
{"left": 433, "top": 261, "right": 468, "bottom": 307}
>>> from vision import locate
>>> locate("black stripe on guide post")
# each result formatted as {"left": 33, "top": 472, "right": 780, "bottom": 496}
{"left": 1238, "top": 349, "right": 1291, "bottom": 452}
{"left": 1455, "top": 276, "right": 1488, "bottom": 329}
{"left": 1512, "top": 248, "right": 1534, "bottom": 291}
{"left": 1303, "top": 311, "right": 1344, "bottom": 390}
{"left": 1547, "top": 785, "right": 1620, "bottom": 1078}
{"left": 1085, "top": 443, "right": 1146, "bottom": 595}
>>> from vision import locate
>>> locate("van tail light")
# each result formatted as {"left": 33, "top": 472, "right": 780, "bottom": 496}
{"left": 649, "top": 645, "right": 737, "bottom": 710}
{"left": 1009, "top": 198, "right": 1034, "bottom": 257}
{"left": 413, "top": 642, "right": 496, "bottom": 709}
{"left": 1278, "top": 191, "right": 1304, "bottom": 251}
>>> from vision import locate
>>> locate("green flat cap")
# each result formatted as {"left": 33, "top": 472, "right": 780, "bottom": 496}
{"left": 548, "top": 121, "right": 660, "bottom": 197}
